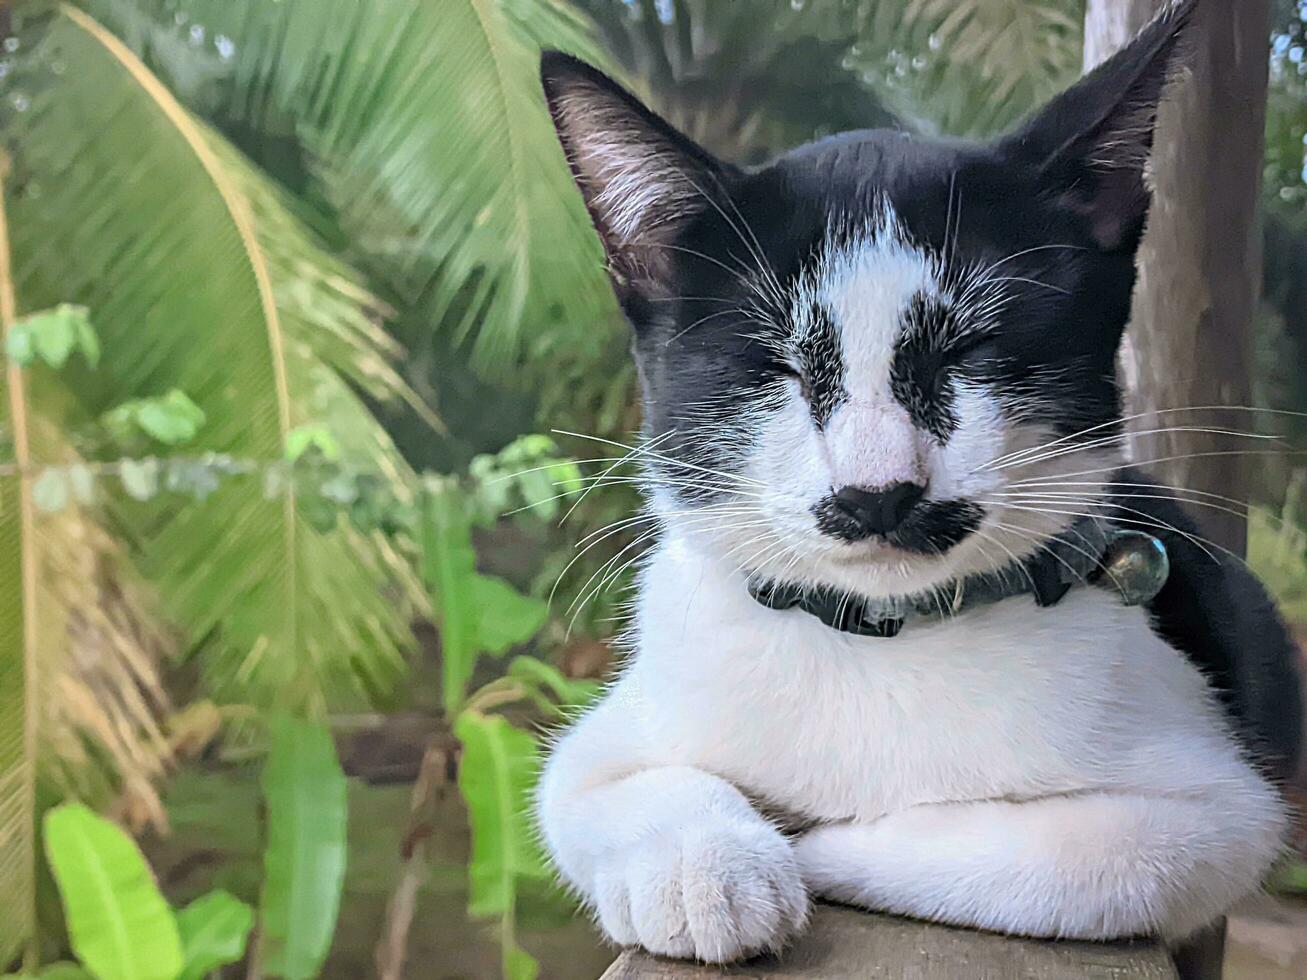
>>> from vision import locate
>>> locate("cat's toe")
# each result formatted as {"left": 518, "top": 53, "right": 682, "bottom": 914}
{"left": 612, "top": 821, "right": 810, "bottom": 963}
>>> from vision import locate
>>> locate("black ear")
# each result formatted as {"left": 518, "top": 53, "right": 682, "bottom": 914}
{"left": 540, "top": 51, "right": 732, "bottom": 296}
{"left": 1001, "top": 0, "right": 1197, "bottom": 252}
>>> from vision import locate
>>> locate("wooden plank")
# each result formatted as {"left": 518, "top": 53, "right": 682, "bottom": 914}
{"left": 600, "top": 904, "right": 1179, "bottom": 980}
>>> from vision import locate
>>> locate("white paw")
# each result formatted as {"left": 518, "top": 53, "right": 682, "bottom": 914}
{"left": 593, "top": 819, "right": 809, "bottom": 963}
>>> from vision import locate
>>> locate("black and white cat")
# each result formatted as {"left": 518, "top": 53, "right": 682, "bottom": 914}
{"left": 536, "top": 0, "right": 1303, "bottom": 962}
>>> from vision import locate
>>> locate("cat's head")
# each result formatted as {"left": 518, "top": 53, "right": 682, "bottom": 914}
{"left": 541, "top": 2, "right": 1194, "bottom": 597}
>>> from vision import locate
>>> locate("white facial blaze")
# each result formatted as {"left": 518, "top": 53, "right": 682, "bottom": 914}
{"left": 824, "top": 401, "right": 924, "bottom": 490}
{"left": 799, "top": 207, "right": 936, "bottom": 491}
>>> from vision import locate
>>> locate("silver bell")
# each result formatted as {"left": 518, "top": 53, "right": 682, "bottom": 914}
{"left": 1100, "top": 530, "right": 1170, "bottom": 606}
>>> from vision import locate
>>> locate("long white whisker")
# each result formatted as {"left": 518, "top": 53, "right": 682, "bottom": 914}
{"left": 995, "top": 448, "right": 1307, "bottom": 484}
{"left": 985, "top": 500, "right": 1226, "bottom": 567}
{"left": 986, "top": 426, "right": 1282, "bottom": 474}
{"left": 979, "top": 404, "right": 1306, "bottom": 472}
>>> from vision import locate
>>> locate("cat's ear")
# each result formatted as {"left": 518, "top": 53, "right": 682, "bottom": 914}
{"left": 1000, "top": 0, "right": 1197, "bottom": 252}
{"left": 540, "top": 51, "right": 731, "bottom": 296}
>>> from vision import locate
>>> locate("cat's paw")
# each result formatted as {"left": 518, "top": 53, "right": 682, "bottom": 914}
{"left": 593, "top": 819, "right": 809, "bottom": 963}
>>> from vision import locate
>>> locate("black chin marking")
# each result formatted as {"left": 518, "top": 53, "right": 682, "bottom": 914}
{"left": 888, "top": 500, "right": 985, "bottom": 555}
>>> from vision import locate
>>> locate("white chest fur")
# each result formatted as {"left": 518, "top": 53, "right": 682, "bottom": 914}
{"left": 628, "top": 535, "right": 1243, "bottom": 822}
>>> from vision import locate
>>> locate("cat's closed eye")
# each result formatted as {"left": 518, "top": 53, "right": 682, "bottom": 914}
{"left": 948, "top": 335, "right": 1003, "bottom": 369}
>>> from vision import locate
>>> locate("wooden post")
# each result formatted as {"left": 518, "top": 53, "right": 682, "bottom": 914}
{"left": 600, "top": 905, "right": 1180, "bottom": 979}
{"left": 1084, "top": 0, "right": 1271, "bottom": 557}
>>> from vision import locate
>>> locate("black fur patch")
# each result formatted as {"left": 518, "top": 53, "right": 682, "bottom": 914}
{"left": 891, "top": 292, "right": 963, "bottom": 442}
{"left": 795, "top": 302, "right": 846, "bottom": 428}
{"left": 812, "top": 495, "right": 983, "bottom": 554}
{"left": 889, "top": 500, "right": 985, "bottom": 556}
{"left": 1110, "top": 469, "right": 1303, "bottom": 781}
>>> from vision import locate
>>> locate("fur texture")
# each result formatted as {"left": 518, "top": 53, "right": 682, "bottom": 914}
{"left": 536, "top": 0, "right": 1301, "bottom": 963}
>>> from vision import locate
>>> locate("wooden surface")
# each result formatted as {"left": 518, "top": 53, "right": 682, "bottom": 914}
{"left": 599, "top": 905, "right": 1180, "bottom": 980}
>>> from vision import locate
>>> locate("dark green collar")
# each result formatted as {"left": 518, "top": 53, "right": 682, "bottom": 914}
{"left": 747, "top": 520, "right": 1169, "bottom": 638}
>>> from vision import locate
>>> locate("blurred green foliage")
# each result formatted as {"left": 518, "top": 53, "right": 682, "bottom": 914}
{"left": 32, "top": 803, "right": 254, "bottom": 980}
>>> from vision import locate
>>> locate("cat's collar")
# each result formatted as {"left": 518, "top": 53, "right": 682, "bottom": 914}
{"left": 746, "top": 518, "right": 1169, "bottom": 638}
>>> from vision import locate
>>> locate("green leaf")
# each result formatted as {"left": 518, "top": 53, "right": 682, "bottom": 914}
{"left": 105, "top": 389, "right": 206, "bottom": 447}
{"left": 468, "top": 435, "right": 584, "bottom": 523}
{"left": 507, "top": 656, "right": 600, "bottom": 712}
{"left": 260, "top": 718, "right": 348, "bottom": 980}
{"left": 422, "top": 483, "right": 480, "bottom": 716}
{"left": 468, "top": 577, "right": 548, "bottom": 656}
{"left": 421, "top": 483, "right": 550, "bottom": 713}
{"left": 0, "top": 405, "right": 172, "bottom": 966}
{"left": 39, "top": 314, "right": 74, "bottom": 369}
{"left": 176, "top": 889, "right": 254, "bottom": 980}
{"left": 455, "top": 713, "right": 550, "bottom": 913}
{"left": 135, "top": 390, "right": 206, "bottom": 445}
{"left": 32, "top": 469, "right": 69, "bottom": 514}
{"left": 42, "top": 803, "right": 183, "bottom": 980}
{"left": 5, "top": 319, "right": 35, "bottom": 365}
{"left": 74, "top": 314, "right": 101, "bottom": 369}
{"left": 1271, "top": 857, "right": 1307, "bottom": 895}
{"left": 118, "top": 458, "right": 161, "bottom": 502}
{"left": 455, "top": 712, "right": 547, "bottom": 980}
{"left": 15, "top": 305, "right": 91, "bottom": 369}
{"left": 505, "top": 945, "right": 540, "bottom": 980}
{"left": 285, "top": 424, "right": 339, "bottom": 463}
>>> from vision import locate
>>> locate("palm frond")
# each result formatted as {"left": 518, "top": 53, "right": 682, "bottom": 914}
{"left": 581, "top": 0, "right": 1083, "bottom": 149}
{"left": 578, "top": 0, "right": 898, "bottom": 162}
{"left": 0, "top": 143, "right": 41, "bottom": 973}
{"left": 94, "top": 0, "right": 620, "bottom": 373}
{"left": 2, "top": 5, "right": 422, "bottom": 714}
{"left": 1, "top": 180, "right": 173, "bottom": 968}
{"left": 863, "top": 0, "right": 1084, "bottom": 137}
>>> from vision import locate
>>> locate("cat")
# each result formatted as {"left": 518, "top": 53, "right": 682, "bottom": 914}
{"left": 535, "top": 0, "right": 1303, "bottom": 963}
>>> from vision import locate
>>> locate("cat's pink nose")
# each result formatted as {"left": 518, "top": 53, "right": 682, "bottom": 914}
{"left": 831, "top": 482, "right": 925, "bottom": 538}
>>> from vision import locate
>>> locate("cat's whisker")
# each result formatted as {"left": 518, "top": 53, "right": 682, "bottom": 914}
{"left": 643, "top": 240, "right": 767, "bottom": 292}
{"left": 979, "top": 243, "right": 1088, "bottom": 273}
{"left": 969, "top": 523, "right": 1042, "bottom": 594}
{"left": 566, "top": 529, "right": 662, "bottom": 632}
{"left": 553, "top": 429, "right": 773, "bottom": 491}
{"left": 980, "top": 425, "right": 1280, "bottom": 475}
{"left": 1003, "top": 479, "right": 1277, "bottom": 518}
{"left": 571, "top": 502, "right": 742, "bottom": 551}
{"left": 558, "top": 430, "right": 681, "bottom": 525}
{"left": 666, "top": 306, "right": 759, "bottom": 346}
{"left": 683, "top": 177, "right": 777, "bottom": 293}
{"left": 571, "top": 472, "right": 775, "bottom": 501}
{"left": 988, "top": 488, "right": 1266, "bottom": 529}
{"left": 993, "top": 448, "right": 1307, "bottom": 484}
{"left": 562, "top": 507, "right": 765, "bottom": 624}
{"left": 550, "top": 502, "right": 759, "bottom": 613}
{"left": 983, "top": 514, "right": 1110, "bottom": 586}
{"left": 983, "top": 499, "right": 1229, "bottom": 568}
{"left": 567, "top": 513, "right": 779, "bottom": 634}
{"left": 973, "top": 275, "right": 1071, "bottom": 296}
{"left": 701, "top": 172, "right": 789, "bottom": 309}
{"left": 979, "top": 404, "right": 1307, "bottom": 473}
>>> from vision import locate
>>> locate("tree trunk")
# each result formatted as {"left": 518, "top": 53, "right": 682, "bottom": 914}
{"left": 1084, "top": 0, "right": 1271, "bottom": 557}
